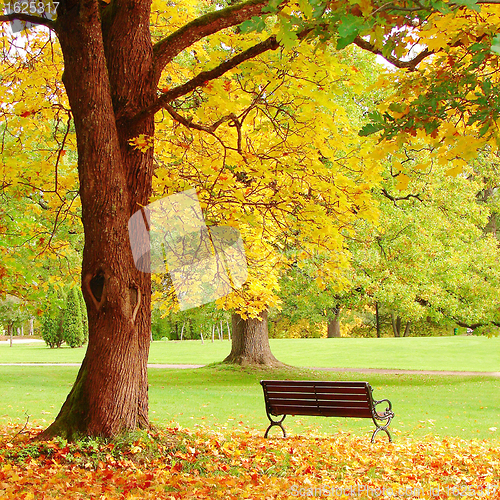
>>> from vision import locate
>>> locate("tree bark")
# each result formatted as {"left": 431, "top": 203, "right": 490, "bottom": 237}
{"left": 327, "top": 307, "right": 341, "bottom": 338}
{"left": 391, "top": 313, "right": 402, "bottom": 337}
{"left": 223, "top": 310, "right": 283, "bottom": 366}
{"left": 375, "top": 302, "right": 381, "bottom": 338}
{"left": 39, "top": 0, "right": 154, "bottom": 439}
{"left": 403, "top": 321, "right": 411, "bottom": 337}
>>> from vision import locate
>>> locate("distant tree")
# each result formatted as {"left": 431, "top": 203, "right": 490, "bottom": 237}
{"left": 41, "top": 308, "right": 64, "bottom": 348}
{"left": 77, "top": 287, "right": 89, "bottom": 340}
{"left": 62, "top": 287, "right": 86, "bottom": 348}
{"left": 0, "top": 296, "right": 29, "bottom": 346}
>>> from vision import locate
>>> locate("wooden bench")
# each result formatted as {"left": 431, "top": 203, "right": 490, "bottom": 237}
{"left": 260, "top": 380, "right": 394, "bottom": 442}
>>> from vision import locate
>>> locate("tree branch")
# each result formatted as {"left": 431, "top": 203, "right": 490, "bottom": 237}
{"left": 152, "top": 0, "right": 273, "bottom": 82}
{"left": 454, "top": 320, "right": 486, "bottom": 329}
{"left": 0, "top": 13, "right": 56, "bottom": 30}
{"left": 134, "top": 35, "right": 280, "bottom": 125}
{"left": 354, "top": 36, "right": 432, "bottom": 71}
{"left": 164, "top": 103, "right": 238, "bottom": 134}
{"left": 416, "top": 297, "right": 493, "bottom": 329}
{"left": 381, "top": 188, "right": 423, "bottom": 205}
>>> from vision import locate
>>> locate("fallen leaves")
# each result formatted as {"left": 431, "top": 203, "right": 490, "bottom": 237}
{"left": 0, "top": 423, "right": 499, "bottom": 499}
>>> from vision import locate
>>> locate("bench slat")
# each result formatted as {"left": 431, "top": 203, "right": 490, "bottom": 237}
{"left": 265, "top": 386, "right": 367, "bottom": 393}
{"left": 263, "top": 380, "right": 367, "bottom": 386}
{"left": 270, "top": 405, "right": 373, "bottom": 418}
{"left": 267, "top": 400, "right": 373, "bottom": 410}
{"left": 264, "top": 383, "right": 367, "bottom": 392}
{"left": 265, "top": 391, "right": 371, "bottom": 402}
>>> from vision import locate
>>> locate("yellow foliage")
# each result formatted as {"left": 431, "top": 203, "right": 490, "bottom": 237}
{"left": 129, "top": 135, "right": 155, "bottom": 152}
{"left": 152, "top": 41, "right": 380, "bottom": 315}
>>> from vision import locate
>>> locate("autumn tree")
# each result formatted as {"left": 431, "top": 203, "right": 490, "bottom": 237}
{"left": 152, "top": 42, "right": 381, "bottom": 365}
{"left": 2, "top": 0, "right": 498, "bottom": 438}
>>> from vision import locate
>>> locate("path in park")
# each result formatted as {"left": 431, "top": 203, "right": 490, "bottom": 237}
{"left": 0, "top": 362, "right": 499, "bottom": 377}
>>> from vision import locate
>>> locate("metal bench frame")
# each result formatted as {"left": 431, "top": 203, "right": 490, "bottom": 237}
{"left": 260, "top": 380, "right": 394, "bottom": 442}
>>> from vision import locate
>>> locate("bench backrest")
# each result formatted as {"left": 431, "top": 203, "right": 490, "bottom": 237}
{"left": 261, "top": 380, "right": 374, "bottom": 419}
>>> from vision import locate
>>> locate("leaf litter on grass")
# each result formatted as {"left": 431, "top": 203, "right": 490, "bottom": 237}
{"left": 0, "top": 423, "right": 499, "bottom": 499}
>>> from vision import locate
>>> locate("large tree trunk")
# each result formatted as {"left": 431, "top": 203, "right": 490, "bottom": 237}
{"left": 327, "top": 307, "right": 341, "bottom": 338}
{"left": 223, "top": 311, "right": 283, "bottom": 367}
{"left": 40, "top": 0, "right": 154, "bottom": 439}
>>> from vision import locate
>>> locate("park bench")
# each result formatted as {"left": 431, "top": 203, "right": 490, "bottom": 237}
{"left": 260, "top": 380, "right": 394, "bottom": 442}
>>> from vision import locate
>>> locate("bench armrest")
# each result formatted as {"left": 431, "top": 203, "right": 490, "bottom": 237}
{"left": 373, "top": 398, "right": 394, "bottom": 419}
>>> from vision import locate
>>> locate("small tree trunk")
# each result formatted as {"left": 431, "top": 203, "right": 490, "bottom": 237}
{"left": 8, "top": 323, "right": 13, "bottom": 348}
{"left": 29, "top": 318, "right": 34, "bottom": 336}
{"left": 403, "top": 321, "right": 411, "bottom": 337}
{"left": 223, "top": 310, "right": 283, "bottom": 367}
{"left": 327, "top": 307, "right": 341, "bottom": 338}
{"left": 391, "top": 313, "right": 402, "bottom": 337}
{"left": 375, "top": 302, "right": 381, "bottom": 338}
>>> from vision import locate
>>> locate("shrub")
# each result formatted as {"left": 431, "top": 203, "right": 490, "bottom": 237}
{"left": 41, "top": 310, "right": 64, "bottom": 348}
{"left": 62, "top": 287, "right": 86, "bottom": 348}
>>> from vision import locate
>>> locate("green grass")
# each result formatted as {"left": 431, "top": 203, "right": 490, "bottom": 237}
{"left": 0, "top": 365, "right": 498, "bottom": 441}
{"left": 1, "top": 336, "right": 499, "bottom": 372}
{"left": 268, "top": 336, "right": 500, "bottom": 372}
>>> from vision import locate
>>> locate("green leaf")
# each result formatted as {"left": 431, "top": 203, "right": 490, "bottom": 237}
{"left": 262, "top": 0, "right": 284, "bottom": 13}
{"left": 277, "top": 29, "right": 298, "bottom": 50}
{"left": 430, "top": 0, "right": 453, "bottom": 13}
{"left": 337, "top": 34, "right": 358, "bottom": 50}
{"left": 478, "top": 121, "right": 491, "bottom": 137}
{"left": 336, "top": 14, "right": 366, "bottom": 50}
{"left": 388, "top": 103, "right": 407, "bottom": 113}
{"left": 469, "top": 42, "right": 486, "bottom": 52}
{"left": 491, "top": 34, "right": 500, "bottom": 55}
{"left": 452, "top": 0, "right": 481, "bottom": 11}
{"left": 337, "top": 14, "right": 364, "bottom": 39}
{"left": 239, "top": 16, "right": 266, "bottom": 34}
{"left": 358, "top": 122, "right": 385, "bottom": 136}
{"left": 298, "top": 0, "right": 313, "bottom": 18}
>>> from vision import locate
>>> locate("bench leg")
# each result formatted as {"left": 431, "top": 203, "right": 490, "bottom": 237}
{"left": 371, "top": 416, "right": 393, "bottom": 443}
{"left": 264, "top": 414, "right": 287, "bottom": 438}
{"left": 371, "top": 425, "right": 392, "bottom": 443}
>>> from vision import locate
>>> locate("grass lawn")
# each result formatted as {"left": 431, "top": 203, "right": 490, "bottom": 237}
{"left": 1, "top": 335, "right": 499, "bottom": 372}
{"left": 0, "top": 364, "right": 498, "bottom": 441}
